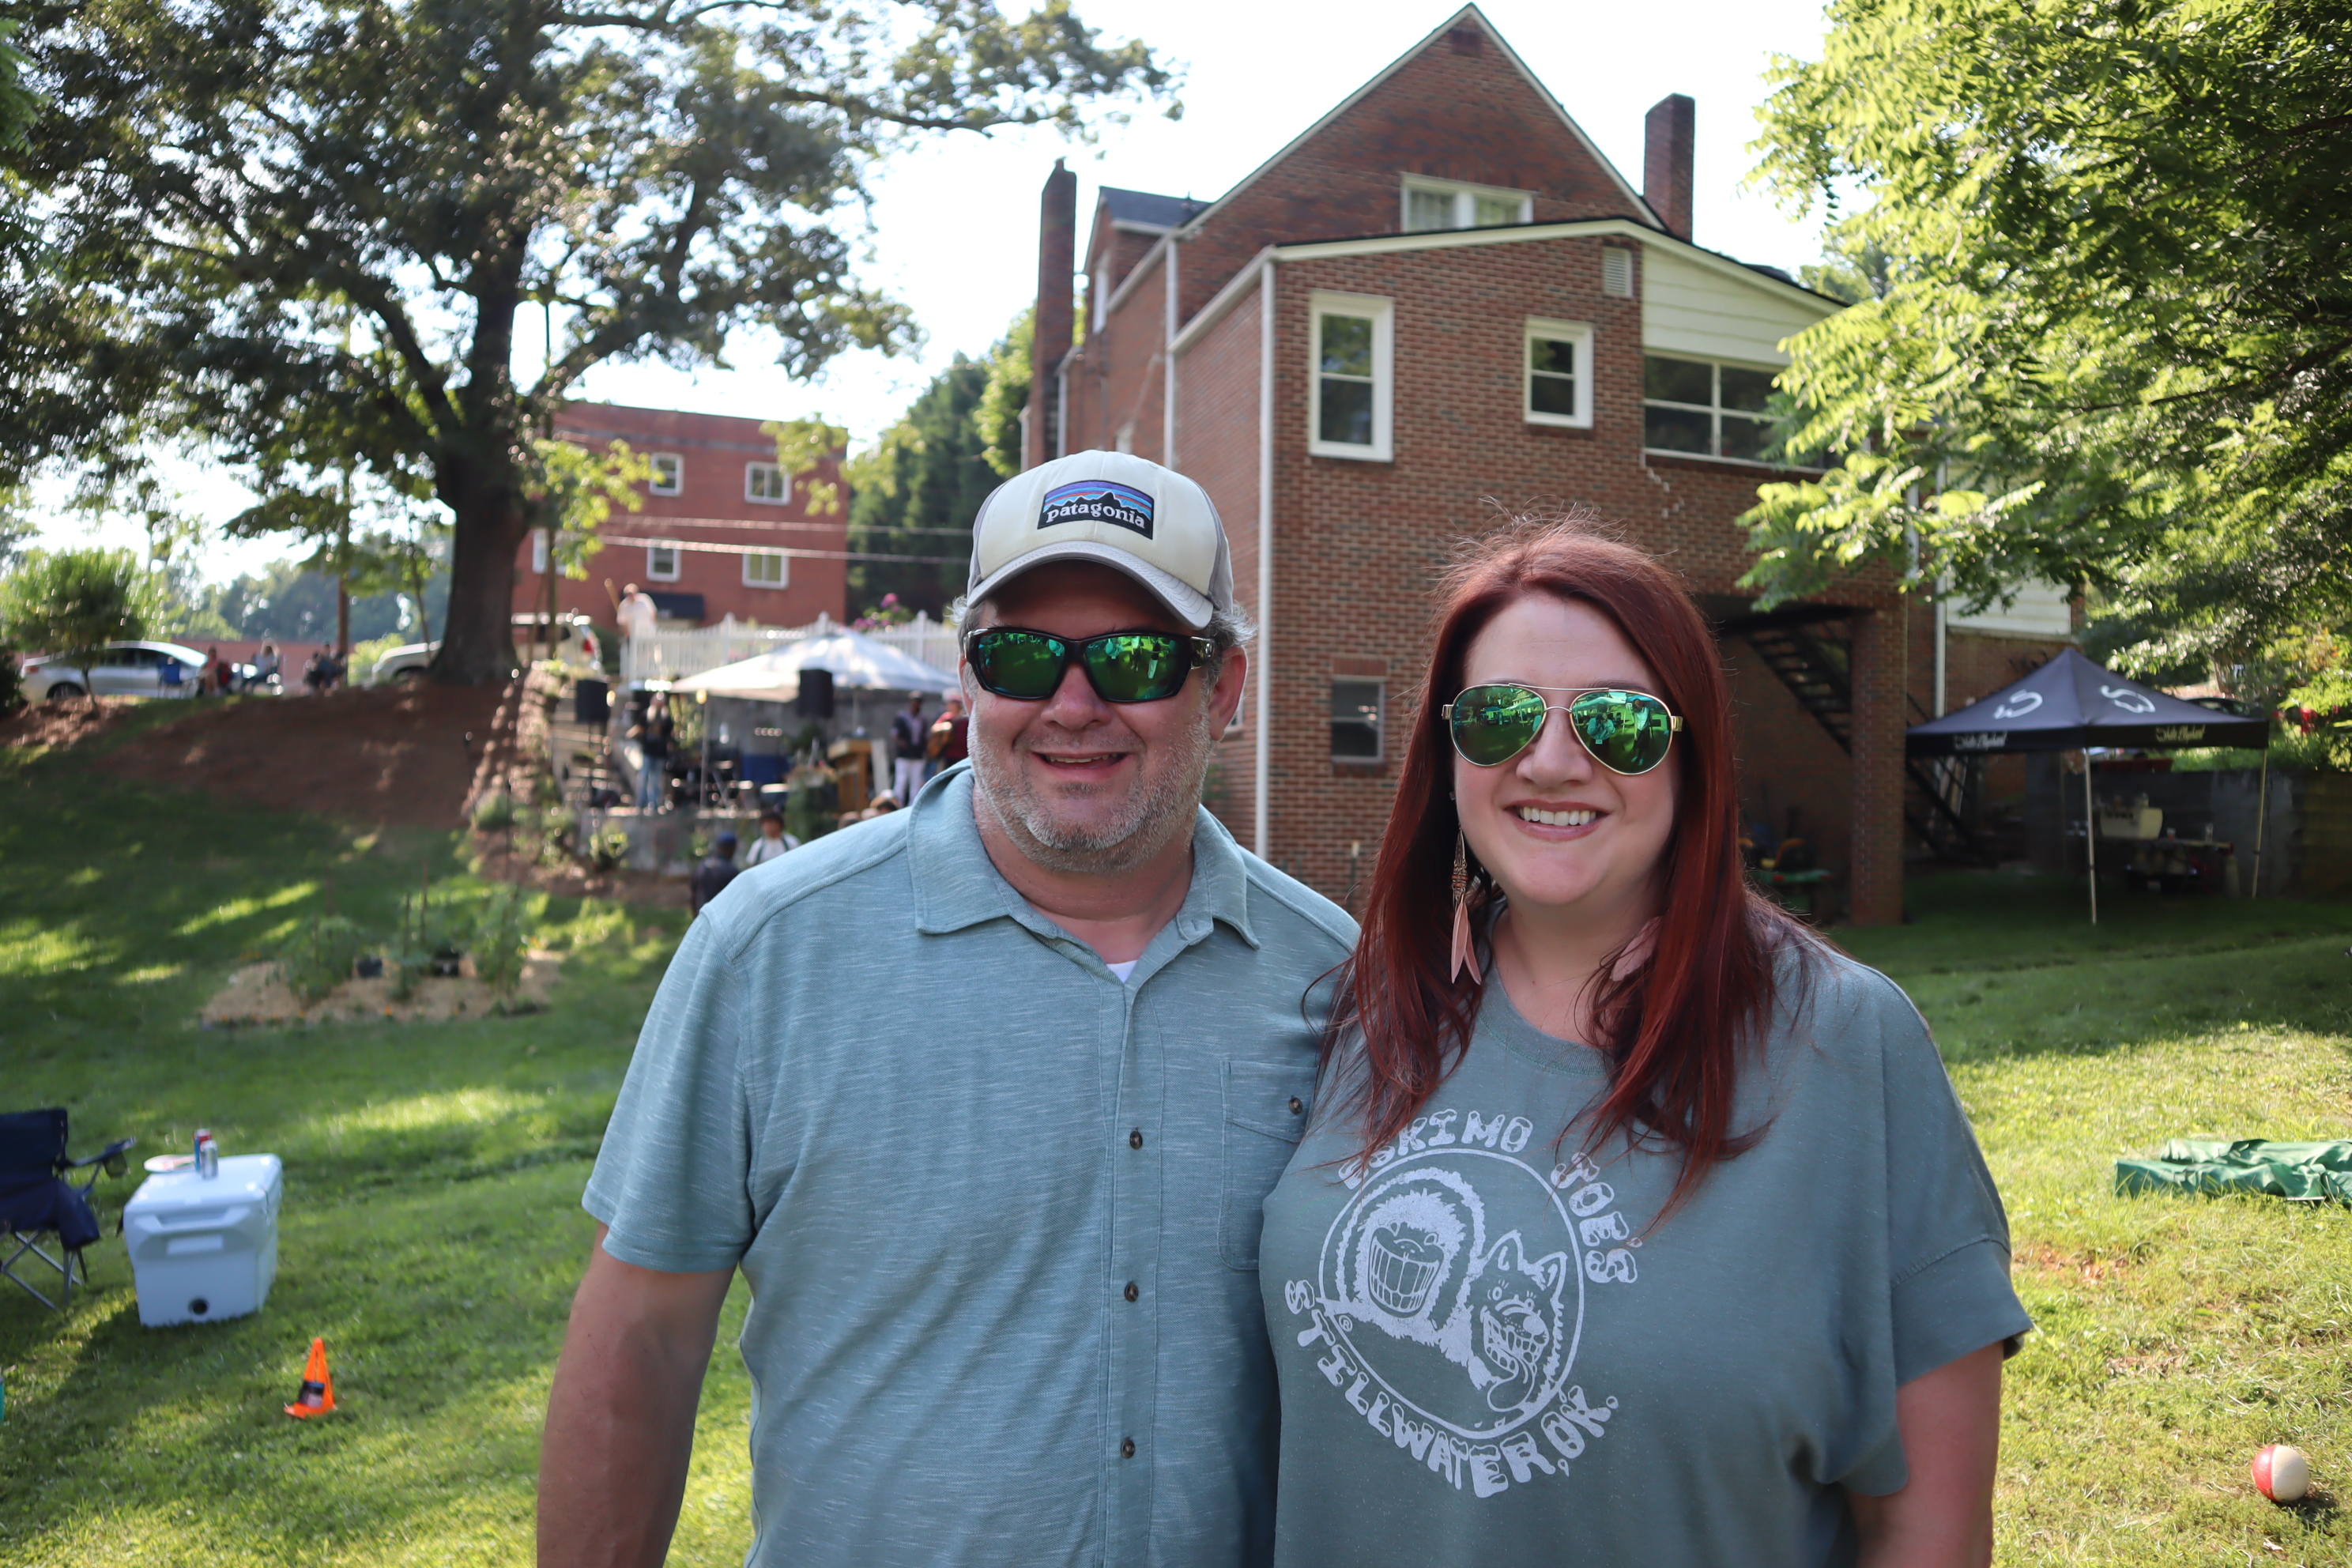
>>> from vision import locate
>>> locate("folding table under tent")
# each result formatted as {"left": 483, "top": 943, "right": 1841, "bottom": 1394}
{"left": 1905, "top": 646, "right": 2272, "bottom": 922}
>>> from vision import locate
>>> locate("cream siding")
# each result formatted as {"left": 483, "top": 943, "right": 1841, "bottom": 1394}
{"left": 1640, "top": 245, "right": 1835, "bottom": 368}
{"left": 1948, "top": 579, "right": 2075, "bottom": 639}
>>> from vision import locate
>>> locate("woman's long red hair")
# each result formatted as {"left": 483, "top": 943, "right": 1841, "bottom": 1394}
{"left": 1325, "top": 514, "right": 1812, "bottom": 1216}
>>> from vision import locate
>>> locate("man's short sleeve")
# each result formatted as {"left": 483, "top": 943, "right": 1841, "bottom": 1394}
{"left": 583, "top": 913, "right": 756, "bottom": 1274}
{"left": 1871, "top": 974, "right": 2034, "bottom": 1385}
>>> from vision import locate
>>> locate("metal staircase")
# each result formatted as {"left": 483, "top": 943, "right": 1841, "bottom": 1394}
{"left": 1721, "top": 605, "right": 1989, "bottom": 864}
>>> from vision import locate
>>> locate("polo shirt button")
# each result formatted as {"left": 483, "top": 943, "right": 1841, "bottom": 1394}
{"left": 1129, "top": 1129, "right": 1144, "bottom": 1150}
{"left": 1124, "top": 1281, "right": 1139, "bottom": 1302}
{"left": 1289, "top": 1097, "right": 1304, "bottom": 1115}
{"left": 1120, "top": 1438, "right": 1136, "bottom": 1459}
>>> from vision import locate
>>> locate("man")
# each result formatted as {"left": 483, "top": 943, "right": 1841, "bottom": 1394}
{"left": 688, "top": 831, "right": 739, "bottom": 915}
{"left": 615, "top": 581, "right": 658, "bottom": 677}
{"left": 926, "top": 694, "right": 968, "bottom": 781}
{"left": 738, "top": 807, "right": 797, "bottom": 868}
{"left": 539, "top": 451, "right": 1355, "bottom": 1568}
{"left": 628, "top": 693, "right": 672, "bottom": 813}
{"left": 889, "top": 692, "right": 929, "bottom": 803}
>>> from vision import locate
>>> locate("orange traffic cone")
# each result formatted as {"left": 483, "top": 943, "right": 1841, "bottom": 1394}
{"left": 285, "top": 1336, "right": 336, "bottom": 1419}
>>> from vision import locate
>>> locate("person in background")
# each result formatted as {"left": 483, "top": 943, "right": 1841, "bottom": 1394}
{"left": 616, "top": 582, "right": 658, "bottom": 676}
{"left": 302, "top": 647, "right": 330, "bottom": 695}
{"left": 254, "top": 641, "right": 282, "bottom": 688}
{"left": 739, "top": 808, "right": 797, "bottom": 868}
{"left": 202, "top": 645, "right": 227, "bottom": 695}
{"left": 628, "top": 693, "right": 673, "bottom": 812}
{"left": 890, "top": 693, "right": 929, "bottom": 803}
{"left": 1257, "top": 517, "right": 2028, "bottom": 1568}
{"left": 925, "top": 695, "right": 968, "bottom": 782}
{"left": 539, "top": 450, "right": 1352, "bottom": 1568}
{"left": 688, "top": 831, "right": 739, "bottom": 915}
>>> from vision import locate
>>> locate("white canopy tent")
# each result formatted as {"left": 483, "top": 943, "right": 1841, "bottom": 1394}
{"left": 670, "top": 628, "right": 958, "bottom": 700}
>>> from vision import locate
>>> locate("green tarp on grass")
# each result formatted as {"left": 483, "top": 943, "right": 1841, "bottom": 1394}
{"left": 2116, "top": 1140, "right": 2352, "bottom": 1204}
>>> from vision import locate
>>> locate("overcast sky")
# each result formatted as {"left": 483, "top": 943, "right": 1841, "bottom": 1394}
{"left": 44, "top": 0, "right": 1840, "bottom": 583}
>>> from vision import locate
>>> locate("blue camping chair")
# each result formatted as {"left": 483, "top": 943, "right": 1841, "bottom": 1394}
{"left": 0, "top": 1109, "right": 135, "bottom": 1311}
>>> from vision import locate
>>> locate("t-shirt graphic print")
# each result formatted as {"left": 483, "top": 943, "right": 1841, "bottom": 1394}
{"left": 1287, "top": 1114, "right": 1635, "bottom": 1499}
{"left": 1258, "top": 949, "right": 2033, "bottom": 1568}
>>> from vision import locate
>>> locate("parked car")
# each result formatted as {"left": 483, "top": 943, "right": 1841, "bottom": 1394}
{"left": 368, "top": 615, "right": 590, "bottom": 685}
{"left": 26, "top": 642, "right": 207, "bottom": 703}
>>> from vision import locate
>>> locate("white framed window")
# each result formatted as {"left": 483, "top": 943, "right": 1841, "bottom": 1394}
{"left": 530, "top": 528, "right": 550, "bottom": 574}
{"left": 1524, "top": 318, "right": 1593, "bottom": 428}
{"left": 1642, "top": 355, "right": 1803, "bottom": 465}
{"left": 1331, "top": 680, "right": 1385, "bottom": 760}
{"left": 648, "top": 453, "right": 684, "bottom": 496}
{"left": 1602, "top": 247, "right": 1636, "bottom": 299}
{"left": 743, "top": 550, "right": 788, "bottom": 588}
{"left": 646, "top": 543, "right": 680, "bottom": 582}
{"left": 1309, "top": 292, "right": 1393, "bottom": 462}
{"left": 745, "top": 462, "right": 790, "bottom": 504}
{"left": 1400, "top": 178, "right": 1532, "bottom": 233}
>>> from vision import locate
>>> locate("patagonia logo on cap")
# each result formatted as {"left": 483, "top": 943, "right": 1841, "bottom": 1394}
{"left": 1039, "top": 479, "right": 1154, "bottom": 538}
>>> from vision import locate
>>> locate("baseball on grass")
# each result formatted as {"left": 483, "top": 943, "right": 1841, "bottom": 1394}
{"left": 2252, "top": 1444, "right": 2311, "bottom": 1502}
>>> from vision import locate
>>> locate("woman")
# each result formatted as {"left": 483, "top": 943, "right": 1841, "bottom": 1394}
{"left": 1259, "top": 518, "right": 2028, "bottom": 1566}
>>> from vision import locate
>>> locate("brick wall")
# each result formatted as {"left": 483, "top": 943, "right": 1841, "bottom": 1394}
{"left": 1065, "top": 246, "right": 1169, "bottom": 458}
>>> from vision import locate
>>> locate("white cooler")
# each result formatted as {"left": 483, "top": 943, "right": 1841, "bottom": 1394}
{"left": 123, "top": 1154, "right": 283, "bottom": 1327}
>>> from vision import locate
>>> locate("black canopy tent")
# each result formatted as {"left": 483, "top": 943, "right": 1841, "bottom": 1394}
{"left": 1906, "top": 647, "right": 2273, "bottom": 921}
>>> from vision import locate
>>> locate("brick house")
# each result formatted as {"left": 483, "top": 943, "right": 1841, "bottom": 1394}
{"left": 511, "top": 401, "right": 849, "bottom": 630}
{"left": 1023, "top": 4, "right": 2071, "bottom": 924}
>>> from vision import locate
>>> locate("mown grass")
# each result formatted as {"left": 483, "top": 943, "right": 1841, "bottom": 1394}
{"left": 1842, "top": 872, "right": 2352, "bottom": 1566}
{"left": 0, "top": 732, "right": 757, "bottom": 1567}
{"left": 5, "top": 718, "right": 2351, "bottom": 1565}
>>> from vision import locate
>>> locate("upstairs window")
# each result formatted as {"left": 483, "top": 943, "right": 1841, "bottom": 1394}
{"left": 743, "top": 550, "right": 788, "bottom": 587}
{"left": 1642, "top": 356, "right": 1786, "bottom": 463}
{"left": 1400, "top": 179, "right": 1532, "bottom": 233}
{"left": 1331, "top": 680, "right": 1384, "bottom": 760}
{"left": 646, "top": 543, "right": 680, "bottom": 582}
{"left": 745, "top": 462, "right": 790, "bottom": 504}
{"left": 649, "top": 453, "right": 684, "bottom": 496}
{"left": 1310, "top": 292, "right": 1393, "bottom": 461}
{"left": 1525, "top": 318, "right": 1593, "bottom": 428}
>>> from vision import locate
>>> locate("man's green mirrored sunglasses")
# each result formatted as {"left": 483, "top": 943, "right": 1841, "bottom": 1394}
{"left": 965, "top": 628, "right": 1216, "bottom": 704}
{"left": 1442, "top": 684, "right": 1683, "bottom": 774}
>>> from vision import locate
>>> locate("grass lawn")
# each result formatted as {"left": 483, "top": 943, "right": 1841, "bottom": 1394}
{"left": 3, "top": 716, "right": 2350, "bottom": 1566}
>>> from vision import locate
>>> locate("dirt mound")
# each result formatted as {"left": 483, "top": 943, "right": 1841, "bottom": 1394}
{"left": 92, "top": 684, "right": 506, "bottom": 827}
{"left": 0, "top": 695, "right": 157, "bottom": 749}
{"left": 202, "top": 952, "right": 564, "bottom": 1027}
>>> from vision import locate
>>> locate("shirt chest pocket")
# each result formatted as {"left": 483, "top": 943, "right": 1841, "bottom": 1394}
{"left": 1219, "top": 1057, "right": 1317, "bottom": 1271}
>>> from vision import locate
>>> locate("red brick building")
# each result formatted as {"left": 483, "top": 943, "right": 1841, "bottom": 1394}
{"left": 511, "top": 401, "right": 849, "bottom": 629}
{"left": 1025, "top": 4, "right": 2071, "bottom": 924}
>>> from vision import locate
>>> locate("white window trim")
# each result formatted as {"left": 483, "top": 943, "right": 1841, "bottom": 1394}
{"left": 648, "top": 453, "right": 684, "bottom": 496}
{"left": 741, "top": 549, "right": 790, "bottom": 589}
{"left": 1330, "top": 678, "right": 1386, "bottom": 762}
{"left": 645, "top": 543, "right": 681, "bottom": 582}
{"left": 1641, "top": 354, "right": 1812, "bottom": 469}
{"left": 1308, "top": 291, "right": 1394, "bottom": 462}
{"left": 1523, "top": 318, "right": 1594, "bottom": 429}
{"left": 744, "top": 462, "right": 790, "bottom": 506}
{"left": 530, "top": 528, "right": 550, "bottom": 574}
{"left": 1399, "top": 176, "right": 1533, "bottom": 233}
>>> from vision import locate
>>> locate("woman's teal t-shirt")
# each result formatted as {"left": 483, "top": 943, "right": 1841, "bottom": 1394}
{"left": 1257, "top": 947, "right": 2030, "bottom": 1568}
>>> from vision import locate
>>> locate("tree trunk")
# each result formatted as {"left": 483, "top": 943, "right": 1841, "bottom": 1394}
{"left": 436, "top": 489, "right": 529, "bottom": 684}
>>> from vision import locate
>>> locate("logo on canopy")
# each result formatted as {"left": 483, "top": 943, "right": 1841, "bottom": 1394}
{"left": 2100, "top": 685, "right": 2156, "bottom": 714}
{"left": 1992, "top": 690, "right": 2042, "bottom": 719}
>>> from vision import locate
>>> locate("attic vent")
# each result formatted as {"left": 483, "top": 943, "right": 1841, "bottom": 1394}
{"left": 1447, "top": 25, "right": 1482, "bottom": 53}
{"left": 1603, "top": 247, "right": 1635, "bottom": 299}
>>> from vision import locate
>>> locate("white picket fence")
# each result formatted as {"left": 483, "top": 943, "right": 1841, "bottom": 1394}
{"left": 621, "top": 611, "right": 960, "bottom": 687}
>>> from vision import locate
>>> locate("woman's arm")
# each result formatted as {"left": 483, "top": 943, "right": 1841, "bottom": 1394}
{"left": 1849, "top": 1341, "right": 2006, "bottom": 1567}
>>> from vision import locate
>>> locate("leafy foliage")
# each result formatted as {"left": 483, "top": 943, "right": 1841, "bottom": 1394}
{"left": 465, "top": 884, "right": 531, "bottom": 996}
{"left": 845, "top": 352, "right": 994, "bottom": 613}
{"left": 0, "top": 18, "right": 35, "bottom": 150}
{"left": 0, "top": 546, "right": 157, "bottom": 661}
{"left": 1743, "top": 0, "right": 2352, "bottom": 699}
{"left": 275, "top": 914, "right": 366, "bottom": 1003}
{"left": 2, "top": 0, "right": 1171, "bottom": 680}
{"left": 975, "top": 305, "right": 1036, "bottom": 478}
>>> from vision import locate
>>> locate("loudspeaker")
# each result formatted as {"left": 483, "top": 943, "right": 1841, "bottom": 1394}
{"left": 796, "top": 668, "right": 835, "bottom": 719}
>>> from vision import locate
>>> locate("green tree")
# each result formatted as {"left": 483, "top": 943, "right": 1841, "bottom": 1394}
{"left": 0, "top": 546, "right": 159, "bottom": 700}
{"left": 1743, "top": 0, "right": 2352, "bottom": 703}
{"left": 846, "top": 354, "right": 994, "bottom": 615}
{"left": 2, "top": 0, "right": 1171, "bottom": 683}
{"left": 975, "top": 307, "right": 1035, "bottom": 479}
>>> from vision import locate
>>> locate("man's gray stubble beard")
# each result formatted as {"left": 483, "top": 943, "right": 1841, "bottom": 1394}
{"left": 970, "top": 698, "right": 1219, "bottom": 876}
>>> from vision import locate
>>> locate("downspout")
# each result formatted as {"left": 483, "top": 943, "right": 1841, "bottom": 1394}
{"left": 1254, "top": 262, "right": 1276, "bottom": 858}
{"left": 1163, "top": 239, "right": 1179, "bottom": 465}
{"left": 1056, "top": 357, "right": 1070, "bottom": 460}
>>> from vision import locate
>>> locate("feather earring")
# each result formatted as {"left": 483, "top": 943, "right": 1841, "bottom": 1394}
{"left": 1449, "top": 832, "right": 1483, "bottom": 983}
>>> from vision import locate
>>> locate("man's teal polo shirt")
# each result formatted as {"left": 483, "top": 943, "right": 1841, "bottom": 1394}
{"left": 584, "top": 764, "right": 1357, "bottom": 1567}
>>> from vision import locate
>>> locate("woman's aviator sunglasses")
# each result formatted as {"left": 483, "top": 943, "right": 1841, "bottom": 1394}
{"left": 965, "top": 627, "right": 1216, "bottom": 704}
{"left": 1442, "top": 684, "right": 1683, "bottom": 775}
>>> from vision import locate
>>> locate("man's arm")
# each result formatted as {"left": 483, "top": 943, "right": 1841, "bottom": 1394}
{"left": 539, "top": 1225, "right": 736, "bottom": 1568}
{"left": 1848, "top": 1341, "right": 2006, "bottom": 1568}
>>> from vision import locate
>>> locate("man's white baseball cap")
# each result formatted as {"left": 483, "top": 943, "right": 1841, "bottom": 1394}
{"left": 966, "top": 451, "right": 1234, "bottom": 631}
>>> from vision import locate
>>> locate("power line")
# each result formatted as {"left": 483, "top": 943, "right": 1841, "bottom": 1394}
{"left": 600, "top": 533, "right": 966, "bottom": 565}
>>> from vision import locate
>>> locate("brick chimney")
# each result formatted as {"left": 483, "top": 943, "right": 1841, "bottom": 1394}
{"left": 1642, "top": 94, "right": 1695, "bottom": 242}
{"left": 1025, "top": 158, "right": 1078, "bottom": 470}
